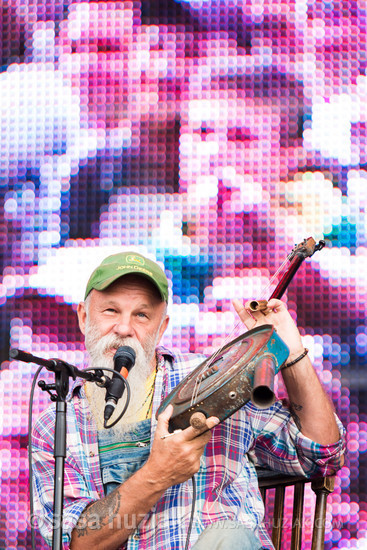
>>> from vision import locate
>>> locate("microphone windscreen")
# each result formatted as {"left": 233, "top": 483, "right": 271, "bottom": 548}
{"left": 113, "top": 346, "right": 136, "bottom": 373}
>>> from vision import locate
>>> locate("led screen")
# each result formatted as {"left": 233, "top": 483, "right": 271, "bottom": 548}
{"left": 0, "top": 0, "right": 365, "bottom": 547}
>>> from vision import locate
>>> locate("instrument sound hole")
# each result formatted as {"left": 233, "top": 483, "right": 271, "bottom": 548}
{"left": 229, "top": 391, "right": 237, "bottom": 399}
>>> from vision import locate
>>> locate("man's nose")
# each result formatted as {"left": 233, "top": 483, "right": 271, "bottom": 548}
{"left": 113, "top": 316, "right": 134, "bottom": 338}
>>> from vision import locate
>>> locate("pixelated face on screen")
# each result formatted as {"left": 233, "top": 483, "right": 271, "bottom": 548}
{"left": 0, "top": 0, "right": 366, "bottom": 548}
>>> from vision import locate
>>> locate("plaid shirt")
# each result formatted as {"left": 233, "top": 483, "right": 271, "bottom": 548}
{"left": 31, "top": 346, "right": 345, "bottom": 549}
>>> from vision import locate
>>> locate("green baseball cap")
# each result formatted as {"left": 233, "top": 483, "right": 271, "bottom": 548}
{"left": 85, "top": 252, "right": 169, "bottom": 302}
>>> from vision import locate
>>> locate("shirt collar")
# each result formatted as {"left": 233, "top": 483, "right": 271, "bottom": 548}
{"left": 156, "top": 345, "right": 176, "bottom": 367}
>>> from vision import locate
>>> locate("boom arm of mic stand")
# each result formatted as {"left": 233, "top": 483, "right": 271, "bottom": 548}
{"left": 9, "top": 348, "right": 105, "bottom": 390}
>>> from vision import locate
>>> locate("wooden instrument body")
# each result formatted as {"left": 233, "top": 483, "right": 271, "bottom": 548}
{"left": 157, "top": 324, "right": 289, "bottom": 432}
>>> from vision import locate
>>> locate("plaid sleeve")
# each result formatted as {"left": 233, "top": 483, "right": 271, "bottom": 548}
{"left": 31, "top": 407, "right": 100, "bottom": 548}
{"left": 246, "top": 400, "right": 346, "bottom": 478}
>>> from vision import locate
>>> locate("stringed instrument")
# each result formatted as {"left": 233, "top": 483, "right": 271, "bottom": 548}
{"left": 157, "top": 237, "right": 325, "bottom": 432}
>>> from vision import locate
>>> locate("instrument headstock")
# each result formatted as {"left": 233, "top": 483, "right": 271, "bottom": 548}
{"left": 288, "top": 237, "right": 326, "bottom": 261}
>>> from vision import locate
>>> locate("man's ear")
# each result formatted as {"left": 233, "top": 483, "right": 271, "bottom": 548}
{"left": 77, "top": 302, "right": 87, "bottom": 335}
{"left": 158, "top": 315, "right": 169, "bottom": 343}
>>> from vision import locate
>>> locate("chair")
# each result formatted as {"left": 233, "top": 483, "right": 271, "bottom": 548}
{"left": 256, "top": 468, "right": 335, "bottom": 550}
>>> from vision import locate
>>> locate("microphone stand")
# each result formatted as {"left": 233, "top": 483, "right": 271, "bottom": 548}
{"left": 9, "top": 348, "right": 107, "bottom": 550}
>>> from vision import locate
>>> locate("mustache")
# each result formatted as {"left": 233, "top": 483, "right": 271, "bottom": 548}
{"left": 84, "top": 321, "right": 155, "bottom": 372}
{"left": 90, "top": 335, "right": 143, "bottom": 364}
{"left": 100, "top": 336, "right": 137, "bottom": 355}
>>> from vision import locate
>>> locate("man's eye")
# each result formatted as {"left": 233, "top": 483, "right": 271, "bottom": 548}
{"left": 137, "top": 312, "right": 148, "bottom": 318}
{"left": 105, "top": 308, "right": 117, "bottom": 313}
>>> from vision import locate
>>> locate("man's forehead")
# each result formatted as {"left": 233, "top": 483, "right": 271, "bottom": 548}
{"left": 95, "top": 273, "right": 164, "bottom": 299}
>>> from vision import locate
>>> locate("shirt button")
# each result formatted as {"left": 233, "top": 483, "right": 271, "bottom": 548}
{"left": 89, "top": 451, "right": 95, "bottom": 457}
{"left": 133, "top": 534, "right": 140, "bottom": 540}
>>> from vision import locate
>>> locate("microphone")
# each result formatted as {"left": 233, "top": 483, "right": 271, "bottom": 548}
{"left": 104, "top": 346, "right": 136, "bottom": 425}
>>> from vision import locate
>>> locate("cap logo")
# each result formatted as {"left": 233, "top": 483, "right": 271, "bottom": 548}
{"left": 126, "top": 254, "right": 145, "bottom": 266}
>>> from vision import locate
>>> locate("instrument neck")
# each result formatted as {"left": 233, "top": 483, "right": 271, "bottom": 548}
{"left": 269, "top": 254, "right": 304, "bottom": 301}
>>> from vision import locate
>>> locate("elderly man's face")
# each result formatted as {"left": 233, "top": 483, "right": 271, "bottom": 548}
{"left": 77, "top": 275, "right": 169, "bottom": 370}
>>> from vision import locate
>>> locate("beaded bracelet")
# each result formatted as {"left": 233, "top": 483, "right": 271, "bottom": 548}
{"left": 281, "top": 348, "right": 309, "bottom": 371}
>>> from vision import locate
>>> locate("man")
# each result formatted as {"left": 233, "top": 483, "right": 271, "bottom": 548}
{"left": 32, "top": 250, "right": 345, "bottom": 550}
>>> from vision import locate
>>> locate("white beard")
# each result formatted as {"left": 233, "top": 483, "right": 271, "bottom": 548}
{"left": 84, "top": 322, "right": 158, "bottom": 436}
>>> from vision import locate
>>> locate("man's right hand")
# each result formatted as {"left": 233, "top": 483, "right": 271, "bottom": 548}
{"left": 143, "top": 405, "right": 219, "bottom": 488}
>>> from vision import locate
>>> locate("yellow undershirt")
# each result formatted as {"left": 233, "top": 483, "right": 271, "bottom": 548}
{"left": 137, "top": 367, "right": 157, "bottom": 421}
